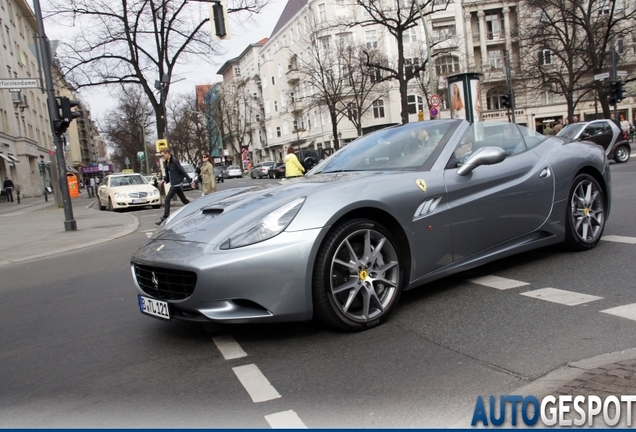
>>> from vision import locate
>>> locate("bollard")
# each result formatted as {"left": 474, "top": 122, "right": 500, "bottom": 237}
{"left": 44, "top": 188, "right": 48, "bottom": 202}
{"left": 16, "top": 190, "right": 20, "bottom": 204}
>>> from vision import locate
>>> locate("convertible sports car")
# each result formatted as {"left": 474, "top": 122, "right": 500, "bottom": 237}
{"left": 131, "top": 120, "right": 610, "bottom": 331}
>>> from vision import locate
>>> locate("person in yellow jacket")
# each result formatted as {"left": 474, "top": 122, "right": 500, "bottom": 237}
{"left": 200, "top": 153, "right": 216, "bottom": 196}
{"left": 284, "top": 147, "right": 305, "bottom": 178}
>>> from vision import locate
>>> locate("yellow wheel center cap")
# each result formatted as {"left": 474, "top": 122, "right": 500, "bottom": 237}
{"left": 359, "top": 270, "right": 368, "bottom": 280}
{"left": 584, "top": 208, "right": 590, "bottom": 216}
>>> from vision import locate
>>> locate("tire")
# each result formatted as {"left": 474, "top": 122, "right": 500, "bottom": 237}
{"left": 614, "top": 145, "right": 630, "bottom": 163}
{"left": 152, "top": 205, "right": 161, "bottom": 209}
{"left": 312, "top": 218, "right": 403, "bottom": 331}
{"left": 97, "top": 198, "right": 105, "bottom": 211}
{"left": 563, "top": 174, "right": 606, "bottom": 251}
{"left": 107, "top": 197, "right": 115, "bottom": 212}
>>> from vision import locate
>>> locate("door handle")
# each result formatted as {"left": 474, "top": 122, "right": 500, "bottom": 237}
{"left": 539, "top": 167, "right": 551, "bottom": 178}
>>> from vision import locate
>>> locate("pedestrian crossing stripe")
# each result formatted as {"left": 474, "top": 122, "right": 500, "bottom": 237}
{"left": 601, "top": 303, "right": 636, "bottom": 322}
{"left": 601, "top": 235, "right": 636, "bottom": 244}
{"left": 520, "top": 287, "right": 603, "bottom": 306}
{"left": 467, "top": 275, "right": 530, "bottom": 290}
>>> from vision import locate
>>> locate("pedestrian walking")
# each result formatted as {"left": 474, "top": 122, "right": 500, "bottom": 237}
{"left": 284, "top": 147, "right": 305, "bottom": 179}
{"left": 3, "top": 177, "right": 15, "bottom": 202}
{"left": 619, "top": 114, "right": 630, "bottom": 135}
{"left": 553, "top": 119, "right": 564, "bottom": 134}
{"left": 543, "top": 124, "right": 554, "bottom": 136}
{"left": 156, "top": 147, "right": 194, "bottom": 225}
{"left": 200, "top": 153, "right": 216, "bottom": 196}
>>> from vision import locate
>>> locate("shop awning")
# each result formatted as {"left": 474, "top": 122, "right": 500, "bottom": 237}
{"left": 0, "top": 153, "right": 13, "bottom": 165}
{"left": 7, "top": 155, "right": 20, "bottom": 163}
{"left": 67, "top": 166, "right": 80, "bottom": 175}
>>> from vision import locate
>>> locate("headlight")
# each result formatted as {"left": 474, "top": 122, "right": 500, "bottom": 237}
{"left": 114, "top": 192, "right": 125, "bottom": 199}
{"left": 151, "top": 189, "right": 159, "bottom": 196}
{"left": 221, "top": 197, "right": 306, "bottom": 249}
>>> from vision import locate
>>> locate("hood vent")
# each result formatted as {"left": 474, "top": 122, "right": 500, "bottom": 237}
{"left": 202, "top": 207, "right": 224, "bottom": 216}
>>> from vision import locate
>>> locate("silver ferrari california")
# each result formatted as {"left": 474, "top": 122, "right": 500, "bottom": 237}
{"left": 131, "top": 120, "right": 610, "bottom": 331}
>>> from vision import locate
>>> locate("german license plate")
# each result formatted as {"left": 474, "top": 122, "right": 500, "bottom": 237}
{"left": 138, "top": 295, "right": 170, "bottom": 320}
{"left": 132, "top": 199, "right": 146, "bottom": 204}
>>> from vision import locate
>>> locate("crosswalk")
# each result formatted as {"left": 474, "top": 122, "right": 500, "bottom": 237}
{"left": 468, "top": 234, "right": 636, "bottom": 322}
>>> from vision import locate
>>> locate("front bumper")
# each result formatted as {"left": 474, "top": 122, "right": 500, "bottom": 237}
{"left": 131, "top": 228, "right": 323, "bottom": 323}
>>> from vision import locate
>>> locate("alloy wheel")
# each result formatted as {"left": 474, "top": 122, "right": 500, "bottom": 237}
{"left": 570, "top": 178, "right": 604, "bottom": 244}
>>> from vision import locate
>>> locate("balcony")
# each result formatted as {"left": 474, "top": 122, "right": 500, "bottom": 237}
{"left": 483, "top": 68, "right": 506, "bottom": 82}
{"left": 287, "top": 70, "right": 300, "bottom": 84}
{"left": 292, "top": 127, "right": 306, "bottom": 133}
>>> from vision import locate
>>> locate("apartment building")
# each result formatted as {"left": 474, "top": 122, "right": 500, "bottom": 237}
{"left": 0, "top": 0, "right": 106, "bottom": 197}
{"left": 216, "top": 0, "right": 635, "bottom": 165}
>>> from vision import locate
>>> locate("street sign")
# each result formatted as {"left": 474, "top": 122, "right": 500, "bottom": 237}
{"left": 0, "top": 78, "right": 40, "bottom": 89}
{"left": 594, "top": 72, "right": 610, "bottom": 81}
{"left": 156, "top": 139, "right": 168, "bottom": 152}
{"left": 430, "top": 107, "right": 439, "bottom": 118}
{"left": 429, "top": 94, "right": 441, "bottom": 108}
{"left": 137, "top": 151, "right": 145, "bottom": 160}
{"left": 617, "top": 70, "right": 627, "bottom": 77}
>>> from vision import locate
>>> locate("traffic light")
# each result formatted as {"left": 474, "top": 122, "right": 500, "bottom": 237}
{"left": 501, "top": 93, "right": 513, "bottom": 109}
{"left": 211, "top": 0, "right": 230, "bottom": 40}
{"left": 54, "top": 97, "right": 82, "bottom": 135}
{"left": 609, "top": 80, "right": 624, "bottom": 105}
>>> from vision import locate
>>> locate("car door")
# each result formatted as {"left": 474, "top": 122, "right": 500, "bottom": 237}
{"left": 444, "top": 125, "right": 554, "bottom": 261}
{"left": 580, "top": 122, "right": 613, "bottom": 151}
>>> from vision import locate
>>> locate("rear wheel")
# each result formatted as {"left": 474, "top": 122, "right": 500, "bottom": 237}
{"left": 614, "top": 145, "right": 630, "bottom": 163}
{"left": 313, "top": 218, "right": 403, "bottom": 331}
{"left": 563, "top": 174, "right": 605, "bottom": 251}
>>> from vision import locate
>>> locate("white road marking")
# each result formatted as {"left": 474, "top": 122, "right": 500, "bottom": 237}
{"left": 140, "top": 229, "right": 156, "bottom": 233}
{"left": 233, "top": 364, "right": 281, "bottom": 403}
{"left": 265, "top": 410, "right": 307, "bottom": 428}
{"left": 212, "top": 335, "right": 247, "bottom": 360}
{"left": 467, "top": 275, "right": 530, "bottom": 290}
{"left": 601, "top": 235, "right": 636, "bottom": 244}
{"left": 520, "top": 288, "right": 603, "bottom": 306}
{"left": 601, "top": 304, "right": 636, "bottom": 322}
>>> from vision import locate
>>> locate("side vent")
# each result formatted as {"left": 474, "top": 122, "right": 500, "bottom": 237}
{"left": 414, "top": 196, "right": 442, "bottom": 220}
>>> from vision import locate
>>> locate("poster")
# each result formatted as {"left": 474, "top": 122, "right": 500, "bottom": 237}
{"left": 449, "top": 81, "right": 466, "bottom": 120}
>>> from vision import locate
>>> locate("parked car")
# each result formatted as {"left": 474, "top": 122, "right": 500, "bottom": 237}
{"left": 214, "top": 166, "right": 225, "bottom": 183}
{"left": 132, "top": 120, "right": 610, "bottom": 331}
{"left": 296, "top": 150, "right": 322, "bottom": 171}
{"left": 144, "top": 175, "right": 159, "bottom": 189}
{"left": 180, "top": 163, "right": 198, "bottom": 190}
{"left": 268, "top": 162, "right": 286, "bottom": 178}
{"left": 97, "top": 173, "right": 161, "bottom": 211}
{"left": 557, "top": 119, "right": 631, "bottom": 163}
{"left": 250, "top": 161, "right": 275, "bottom": 179}
{"left": 226, "top": 165, "right": 243, "bottom": 179}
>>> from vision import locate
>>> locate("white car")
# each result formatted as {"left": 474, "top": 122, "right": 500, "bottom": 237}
{"left": 226, "top": 165, "right": 243, "bottom": 179}
{"left": 97, "top": 173, "right": 161, "bottom": 211}
{"left": 180, "top": 163, "right": 198, "bottom": 190}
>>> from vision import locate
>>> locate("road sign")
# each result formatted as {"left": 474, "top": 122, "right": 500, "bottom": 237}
{"left": 137, "top": 151, "right": 145, "bottom": 160}
{"left": 430, "top": 107, "right": 439, "bottom": 118}
{"left": 594, "top": 72, "right": 610, "bottom": 81}
{"left": 156, "top": 139, "right": 168, "bottom": 152}
{"left": 0, "top": 78, "right": 40, "bottom": 89}
{"left": 429, "top": 94, "right": 441, "bottom": 108}
{"left": 617, "top": 70, "right": 627, "bottom": 77}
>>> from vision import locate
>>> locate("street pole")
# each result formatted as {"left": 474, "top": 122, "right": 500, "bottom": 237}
{"left": 504, "top": 49, "right": 516, "bottom": 124}
{"left": 33, "top": 0, "right": 76, "bottom": 231}
{"left": 415, "top": 0, "right": 436, "bottom": 110}
{"left": 609, "top": 40, "right": 618, "bottom": 120}
{"left": 142, "top": 105, "right": 150, "bottom": 174}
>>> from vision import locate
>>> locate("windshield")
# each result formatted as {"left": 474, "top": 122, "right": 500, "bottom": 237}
{"left": 181, "top": 163, "right": 196, "bottom": 174}
{"left": 110, "top": 175, "right": 147, "bottom": 187}
{"left": 310, "top": 122, "right": 455, "bottom": 174}
{"left": 557, "top": 124, "right": 585, "bottom": 139}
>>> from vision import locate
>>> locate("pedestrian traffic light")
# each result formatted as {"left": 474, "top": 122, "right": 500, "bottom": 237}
{"left": 609, "top": 80, "right": 624, "bottom": 105}
{"left": 54, "top": 96, "right": 82, "bottom": 135}
{"left": 501, "top": 93, "right": 513, "bottom": 109}
{"left": 211, "top": 0, "right": 230, "bottom": 40}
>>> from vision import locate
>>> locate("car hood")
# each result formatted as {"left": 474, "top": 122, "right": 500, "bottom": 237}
{"left": 151, "top": 171, "right": 382, "bottom": 246}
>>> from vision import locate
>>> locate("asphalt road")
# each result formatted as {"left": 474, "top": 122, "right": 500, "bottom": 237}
{"left": 1, "top": 164, "right": 636, "bottom": 427}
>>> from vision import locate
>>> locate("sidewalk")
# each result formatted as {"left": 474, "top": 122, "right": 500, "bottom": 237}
{"left": 0, "top": 192, "right": 138, "bottom": 266}
{"left": 2, "top": 191, "right": 636, "bottom": 421}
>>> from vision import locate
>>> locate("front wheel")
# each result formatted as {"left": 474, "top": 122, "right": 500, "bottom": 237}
{"left": 563, "top": 174, "right": 606, "bottom": 251}
{"left": 107, "top": 197, "right": 115, "bottom": 212}
{"left": 614, "top": 145, "right": 630, "bottom": 163}
{"left": 97, "top": 198, "right": 105, "bottom": 211}
{"left": 313, "top": 218, "right": 403, "bottom": 331}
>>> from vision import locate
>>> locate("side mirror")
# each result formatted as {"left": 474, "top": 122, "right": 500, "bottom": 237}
{"left": 580, "top": 133, "right": 591, "bottom": 139}
{"left": 457, "top": 146, "right": 507, "bottom": 176}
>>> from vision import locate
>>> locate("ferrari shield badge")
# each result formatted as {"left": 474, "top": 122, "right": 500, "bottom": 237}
{"left": 415, "top": 179, "right": 427, "bottom": 193}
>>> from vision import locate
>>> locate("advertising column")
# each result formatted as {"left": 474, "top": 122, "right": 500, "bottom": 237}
{"left": 447, "top": 73, "right": 483, "bottom": 124}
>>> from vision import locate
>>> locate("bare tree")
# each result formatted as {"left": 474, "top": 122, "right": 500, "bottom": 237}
{"left": 217, "top": 81, "right": 259, "bottom": 162}
{"left": 348, "top": 0, "right": 445, "bottom": 124}
{"left": 46, "top": 0, "right": 269, "bottom": 138}
{"left": 167, "top": 93, "right": 209, "bottom": 164}
{"left": 101, "top": 86, "right": 155, "bottom": 173}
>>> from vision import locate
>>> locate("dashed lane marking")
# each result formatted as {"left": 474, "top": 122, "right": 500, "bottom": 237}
{"left": 265, "top": 410, "right": 307, "bottom": 428}
{"left": 601, "top": 303, "right": 636, "bottom": 322}
{"left": 601, "top": 235, "right": 636, "bottom": 244}
{"left": 213, "top": 335, "right": 247, "bottom": 360}
{"left": 520, "top": 288, "right": 603, "bottom": 306}
{"left": 467, "top": 275, "right": 530, "bottom": 290}
{"left": 233, "top": 364, "right": 282, "bottom": 403}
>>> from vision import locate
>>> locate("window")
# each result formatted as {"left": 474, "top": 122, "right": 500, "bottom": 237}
{"left": 485, "top": 13, "right": 503, "bottom": 40}
{"left": 539, "top": 49, "right": 552, "bottom": 65}
{"left": 318, "top": 3, "right": 327, "bottom": 22}
{"left": 488, "top": 50, "right": 503, "bottom": 69}
{"left": 404, "top": 58, "right": 420, "bottom": 79}
{"left": 486, "top": 88, "right": 507, "bottom": 110}
{"left": 234, "top": 66, "right": 241, "bottom": 77}
{"left": 272, "top": 76, "right": 275, "bottom": 85}
{"left": 282, "top": 35, "right": 287, "bottom": 47}
{"left": 617, "top": 38, "right": 625, "bottom": 55}
{"left": 402, "top": 27, "right": 418, "bottom": 44}
{"left": 320, "top": 36, "right": 330, "bottom": 55}
{"left": 337, "top": 33, "right": 353, "bottom": 49}
{"left": 278, "top": 64, "right": 283, "bottom": 77}
{"left": 373, "top": 99, "right": 385, "bottom": 118}
{"left": 276, "top": 126, "right": 281, "bottom": 137}
{"left": 435, "top": 55, "right": 460, "bottom": 75}
{"left": 407, "top": 95, "right": 424, "bottom": 114}
{"left": 274, "top": 100, "right": 278, "bottom": 112}
{"left": 347, "top": 102, "right": 358, "bottom": 122}
{"left": 265, "top": 99, "right": 271, "bottom": 114}
{"left": 370, "top": 68, "right": 382, "bottom": 83}
{"left": 541, "top": 87, "right": 555, "bottom": 105}
{"left": 336, "top": 0, "right": 347, "bottom": 16}
{"left": 431, "top": 23, "right": 456, "bottom": 42}
{"left": 366, "top": 30, "right": 378, "bottom": 49}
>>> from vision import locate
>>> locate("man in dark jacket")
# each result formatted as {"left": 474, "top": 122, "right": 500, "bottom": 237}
{"left": 156, "top": 148, "right": 194, "bottom": 225}
{"left": 3, "top": 177, "right": 15, "bottom": 202}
